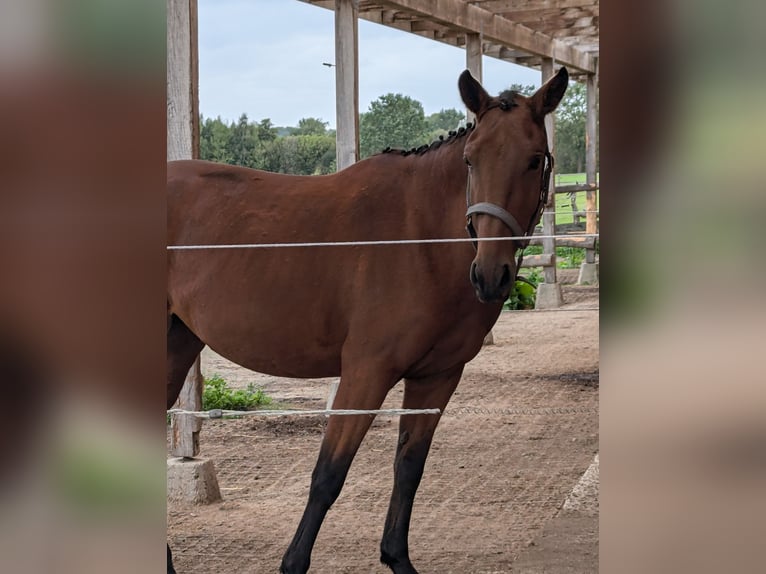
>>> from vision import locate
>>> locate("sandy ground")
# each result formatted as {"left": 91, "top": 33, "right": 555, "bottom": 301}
{"left": 168, "top": 270, "right": 598, "bottom": 573}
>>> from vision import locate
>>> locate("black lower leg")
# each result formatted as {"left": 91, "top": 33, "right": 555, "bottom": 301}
{"left": 380, "top": 434, "right": 433, "bottom": 574}
{"left": 167, "top": 544, "right": 176, "bottom": 574}
{"left": 280, "top": 450, "right": 354, "bottom": 574}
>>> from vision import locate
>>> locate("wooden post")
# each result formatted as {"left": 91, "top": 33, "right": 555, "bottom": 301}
{"left": 536, "top": 58, "right": 562, "bottom": 308}
{"left": 578, "top": 60, "right": 599, "bottom": 285}
{"left": 168, "top": 0, "right": 203, "bottom": 458}
{"left": 585, "top": 65, "right": 598, "bottom": 264}
{"left": 335, "top": 0, "right": 359, "bottom": 170}
{"left": 541, "top": 58, "right": 557, "bottom": 285}
{"left": 465, "top": 33, "right": 483, "bottom": 124}
{"left": 167, "top": 0, "right": 199, "bottom": 162}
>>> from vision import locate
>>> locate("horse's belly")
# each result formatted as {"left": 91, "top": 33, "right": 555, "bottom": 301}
{"left": 205, "top": 330, "right": 342, "bottom": 379}
{"left": 181, "top": 307, "right": 344, "bottom": 379}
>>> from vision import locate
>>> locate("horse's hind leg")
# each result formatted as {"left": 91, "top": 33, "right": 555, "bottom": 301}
{"left": 280, "top": 365, "right": 397, "bottom": 574}
{"left": 166, "top": 314, "right": 204, "bottom": 574}
{"left": 380, "top": 365, "right": 464, "bottom": 574}
{"left": 166, "top": 314, "right": 204, "bottom": 410}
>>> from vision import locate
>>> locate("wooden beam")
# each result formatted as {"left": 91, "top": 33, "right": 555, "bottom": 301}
{"left": 335, "top": 0, "right": 360, "bottom": 170}
{"left": 376, "top": 0, "right": 595, "bottom": 72}
{"left": 553, "top": 183, "right": 598, "bottom": 194}
{"left": 528, "top": 236, "right": 596, "bottom": 249}
{"left": 474, "top": 0, "right": 597, "bottom": 10}
{"left": 520, "top": 253, "right": 554, "bottom": 268}
{"left": 465, "top": 32, "right": 483, "bottom": 124}
{"left": 585, "top": 60, "right": 598, "bottom": 263}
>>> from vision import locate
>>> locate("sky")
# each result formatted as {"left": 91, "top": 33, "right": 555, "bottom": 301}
{"left": 198, "top": 0, "right": 542, "bottom": 128}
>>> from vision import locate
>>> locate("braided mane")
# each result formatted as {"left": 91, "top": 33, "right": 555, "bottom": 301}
{"left": 380, "top": 122, "right": 475, "bottom": 157}
{"left": 379, "top": 91, "right": 521, "bottom": 158}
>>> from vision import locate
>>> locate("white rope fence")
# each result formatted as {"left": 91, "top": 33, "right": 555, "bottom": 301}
{"left": 168, "top": 407, "right": 441, "bottom": 419}
{"left": 505, "top": 307, "right": 599, "bottom": 313}
{"left": 167, "top": 233, "right": 599, "bottom": 251}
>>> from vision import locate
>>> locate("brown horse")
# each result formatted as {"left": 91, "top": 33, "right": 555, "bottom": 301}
{"left": 167, "top": 68, "right": 568, "bottom": 574}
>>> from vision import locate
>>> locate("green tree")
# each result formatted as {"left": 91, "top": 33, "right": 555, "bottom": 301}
{"left": 257, "top": 134, "right": 336, "bottom": 175}
{"left": 359, "top": 93, "right": 430, "bottom": 158}
{"left": 505, "top": 83, "right": 537, "bottom": 96}
{"left": 554, "top": 81, "right": 587, "bottom": 174}
{"left": 426, "top": 108, "right": 465, "bottom": 133}
{"left": 255, "top": 118, "right": 278, "bottom": 143}
{"left": 226, "top": 113, "right": 258, "bottom": 167}
{"left": 294, "top": 117, "right": 328, "bottom": 136}
{"left": 199, "top": 115, "right": 233, "bottom": 163}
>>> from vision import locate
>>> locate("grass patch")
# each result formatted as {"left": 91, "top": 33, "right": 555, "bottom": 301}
{"left": 202, "top": 374, "right": 272, "bottom": 411}
{"left": 520, "top": 245, "right": 589, "bottom": 269}
{"left": 552, "top": 172, "right": 599, "bottom": 226}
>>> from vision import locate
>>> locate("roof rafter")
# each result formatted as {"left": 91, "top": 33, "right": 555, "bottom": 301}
{"left": 301, "top": 0, "right": 597, "bottom": 74}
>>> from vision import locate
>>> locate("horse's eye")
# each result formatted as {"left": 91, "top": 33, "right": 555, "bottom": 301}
{"left": 528, "top": 156, "right": 542, "bottom": 171}
{"left": 463, "top": 155, "right": 472, "bottom": 167}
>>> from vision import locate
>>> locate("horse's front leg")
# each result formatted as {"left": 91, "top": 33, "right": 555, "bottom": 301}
{"left": 380, "top": 364, "right": 464, "bottom": 574}
{"left": 280, "top": 364, "right": 397, "bottom": 574}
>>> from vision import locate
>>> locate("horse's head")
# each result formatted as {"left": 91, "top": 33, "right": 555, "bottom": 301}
{"left": 459, "top": 67, "right": 568, "bottom": 303}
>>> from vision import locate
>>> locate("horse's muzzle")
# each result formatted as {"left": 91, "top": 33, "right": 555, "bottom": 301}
{"left": 470, "top": 261, "right": 513, "bottom": 303}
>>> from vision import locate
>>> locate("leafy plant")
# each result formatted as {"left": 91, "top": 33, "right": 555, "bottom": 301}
{"left": 504, "top": 269, "right": 541, "bottom": 310}
{"left": 556, "top": 247, "right": 585, "bottom": 268}
{"left": 202, "top": 374, "right": 272, "bottom": 411}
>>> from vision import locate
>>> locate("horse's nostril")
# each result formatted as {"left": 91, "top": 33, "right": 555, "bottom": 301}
{"left": 470, "top": 261, "right": 480, "bottom": 287}
{"left": 500, "top": 264, "right": 511, "bottom": 289}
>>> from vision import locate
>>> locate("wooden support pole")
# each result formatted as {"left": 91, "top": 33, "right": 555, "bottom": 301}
{"left": 465, "top": 32, "right": 483, "bottom": 124}
{"left": 335, "top": 0, "right": 359, "bottom": 170}
{"left": 540, "top": 58, "right": 558, "bottom": 286}
{"left": 170, "top": 361, "right": 203, "bottom": 458}
{"left": 535, "top": 58, "right": 562, "bottom": 308}
{"left": 585, "top": 64, "right": 599, "bottom": 265}
{"left": 167, "top": 0, "right": 199, "bottom": 162}
{"left": 168, "top": 0, "right": 203, "bottom": 459}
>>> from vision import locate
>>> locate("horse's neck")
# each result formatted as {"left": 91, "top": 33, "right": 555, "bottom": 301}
{"left": 409, "top": 140, "right": 470, "bottom": 235}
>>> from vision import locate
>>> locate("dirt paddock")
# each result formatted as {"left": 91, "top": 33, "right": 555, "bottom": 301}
{"left": 168, "top": 272, "right": 598, "bottom": 573}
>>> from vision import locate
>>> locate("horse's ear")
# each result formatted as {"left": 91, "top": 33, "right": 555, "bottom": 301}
{"left": 530, "top": 66, "right": 569, "bottom": 117}
{"left": 459, "top": 70, "right": 491, "bottom": 117}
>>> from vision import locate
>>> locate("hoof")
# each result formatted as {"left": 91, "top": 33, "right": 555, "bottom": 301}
{"left": 381, "top": 552, "right": 418, "bottom": 574}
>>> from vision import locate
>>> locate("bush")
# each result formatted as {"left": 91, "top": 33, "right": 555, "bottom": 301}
{"left": 504, "top": 269, "right": 541, "bottom": 310}
{"left": 202, "top": 374, "right": 272, "bottom": 411}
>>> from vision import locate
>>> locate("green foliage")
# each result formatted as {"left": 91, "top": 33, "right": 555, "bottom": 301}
{"left": 200, "top": 116, "right": 233, "bottom": 163}
{"left": 554, "top": 82, "right": 588, "bottom": 174}
{"left": 202, "top": 374, "right": 271, "bottom": 411}
{"left": 259, "top": 134, "right": 336, "bottom": 175}
{"left": 425, "top": 108, "right": 465, "bottom": 133}
{"left": 359, "top": 93, "right": 430, "bottom": 158}
{"left": 226, "top": 113, "right": 259, "bottom": 168}
{"left": 556, "top": 247, "right": 585, "bottom": 268}
{"left": 505, "top": 83, "right": 537, "bottom": 96}
{"left": 294, "top": 117, "right": 328, "bottom": 136}
{"left": 504, "top": 269, "right": 541, "bottom": 310}
{"left": 199, "top": 113, "right": 334, "bottom": 175}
